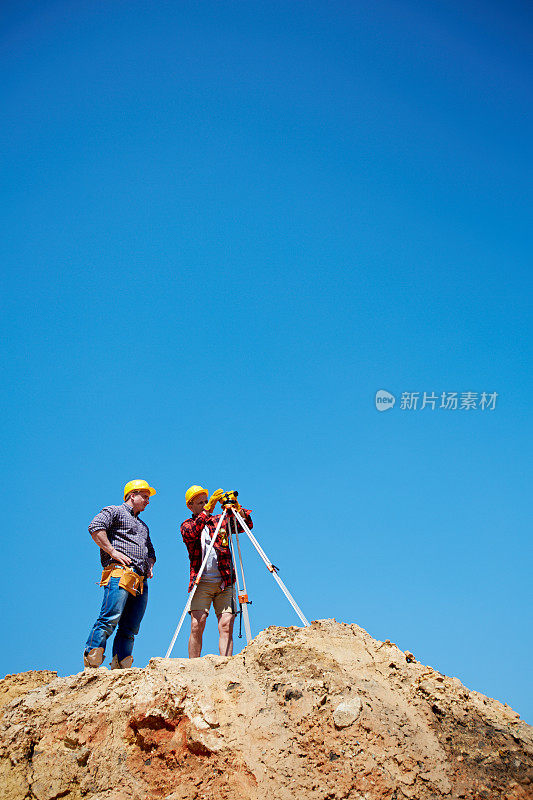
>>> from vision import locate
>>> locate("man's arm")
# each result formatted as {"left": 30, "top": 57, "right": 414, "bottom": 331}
{"left": 146, "top": 531, "right": 156, "bottom": 578}
{"left": 90, "top": 529, "right": 132, "bottom": 567}
{"left": 181, "top": 510, "right": 212, "bottom": 543}
{"left": 234, "top": 508, "right": 253, "bottom": 531}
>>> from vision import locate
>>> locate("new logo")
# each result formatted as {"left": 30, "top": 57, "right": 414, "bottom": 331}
{"left": 375, "top": 390, "right": 396, "bottom": 411}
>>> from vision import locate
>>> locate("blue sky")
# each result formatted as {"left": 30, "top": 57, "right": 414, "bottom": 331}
{"left": 1, "top": 1, "right": 532, "bottom": 722}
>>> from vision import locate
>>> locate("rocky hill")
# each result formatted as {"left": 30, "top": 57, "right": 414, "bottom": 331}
{"left": 0, "top": 620, "right": 531, "bottom": 800}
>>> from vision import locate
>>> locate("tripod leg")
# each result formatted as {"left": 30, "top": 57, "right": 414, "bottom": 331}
{"left": 229, "top": 516, "right": 252, "bottom": 644}
{"left": 231, "top": 509, "right": 310, "bottom": 627}
{"left": 164, "top": 595, "right": 194, "bottom": 659}
{"left": 240, "top": 597, "right": 253, "bottom": 643}
{"left": 164, "top": 510, "right": 228, "bottom": 658}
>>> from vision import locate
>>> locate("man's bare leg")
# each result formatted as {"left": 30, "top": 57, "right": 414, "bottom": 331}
{"left": 218, "top": 612, "right": 235, "bottom": 656}
{"left": 189, "top": 611, "right": 208, "bottom": 658}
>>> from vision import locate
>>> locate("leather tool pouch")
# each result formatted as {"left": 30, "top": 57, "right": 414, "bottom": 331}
{"left": 99, "top": 566, "right": 123, "bottom": 587}
{"left": 119, "top": 568, "right": 144, "bottom": 596}
{"left": 99, "top": 565, "right": 144, "bottom": 596}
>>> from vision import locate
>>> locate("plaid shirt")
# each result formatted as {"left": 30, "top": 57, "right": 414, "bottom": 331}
{"left": 88, "top": 503, "right": 156, "bottom": 577}
{"left": 181, "top": 509, "right": 253, "bottom": 592}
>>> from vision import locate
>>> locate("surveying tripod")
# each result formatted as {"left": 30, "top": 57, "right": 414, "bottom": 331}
{"left": 164, "top": 494, "right": 309, "bottom": 658}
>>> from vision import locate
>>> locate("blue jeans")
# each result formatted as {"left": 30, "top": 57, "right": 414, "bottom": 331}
{"left": 85, "top": 577, "right": 149, "bottom": 662}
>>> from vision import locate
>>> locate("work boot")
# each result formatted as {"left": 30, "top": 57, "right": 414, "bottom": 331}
{"left": 83, "top": 647, "right": 105, "bottom": 668}
{"left": 110, "top": 654, "right": 134, "bottom": 669}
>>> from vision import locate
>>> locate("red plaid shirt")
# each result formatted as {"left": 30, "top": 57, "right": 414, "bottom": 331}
{"left": 181, "top": 509, "right": 253, "bottom": 592}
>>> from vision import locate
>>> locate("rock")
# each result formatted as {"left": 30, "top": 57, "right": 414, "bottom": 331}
{"left": 0, "top": 620, "right": 531, "bottom": 800}
{"left": 333, "top": 697, "right": 363, "bottom": 728}
{"left": 0, "top": 671, "right": 57, "bottom": 711}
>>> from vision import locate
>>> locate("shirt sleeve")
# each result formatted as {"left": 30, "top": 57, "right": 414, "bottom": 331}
{"left": 236, "top": 508, "right": 253, "bottom": 531}
{"left": 181, "top": 510, "right": 211, "bottom": 543}
{"left": 146, "top": 530, "right": 156, "bottom": 562}
{"left": 88, "top": 506, "right": 116, "bottom": 535}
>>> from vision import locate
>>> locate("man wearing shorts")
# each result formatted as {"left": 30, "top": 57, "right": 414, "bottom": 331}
{"left": 181, "top": 485, "right": 253, "bottom": 658}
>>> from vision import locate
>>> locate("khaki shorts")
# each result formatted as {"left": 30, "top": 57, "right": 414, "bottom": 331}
{"left": 190, "top": 581, "right": 235, "bottom": 616}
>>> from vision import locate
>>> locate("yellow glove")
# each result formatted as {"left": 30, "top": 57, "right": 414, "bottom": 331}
{"left": 204, "top": 488, "right": 224, "bottom": 512}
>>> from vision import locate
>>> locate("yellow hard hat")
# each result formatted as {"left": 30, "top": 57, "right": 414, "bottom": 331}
{"left": 124, "top": 479, "right": 156, "bottom": 501}
{"left": 185, "top": 485, "right": 208, "bottom": 506}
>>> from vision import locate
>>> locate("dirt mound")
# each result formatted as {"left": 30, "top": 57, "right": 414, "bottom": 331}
{"left": 0, "top": 620, "right": 531, "bottom": 799}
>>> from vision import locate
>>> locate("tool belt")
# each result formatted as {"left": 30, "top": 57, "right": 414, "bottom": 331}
{"left": 99, "top": 564, "right": 144, "bottom": 596}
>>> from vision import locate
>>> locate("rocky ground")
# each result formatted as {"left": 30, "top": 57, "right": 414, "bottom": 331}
{"left": 0, "top": 620, "right": 531, "bottom": 800}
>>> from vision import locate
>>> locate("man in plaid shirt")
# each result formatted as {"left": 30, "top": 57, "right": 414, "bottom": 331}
{"left": 181, "top": 485, "right": 253, "bottom": 658}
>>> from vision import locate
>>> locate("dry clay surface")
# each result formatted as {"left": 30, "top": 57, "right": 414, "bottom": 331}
{"left": 0, "top": 620, "right": 531, "bottom": 800}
